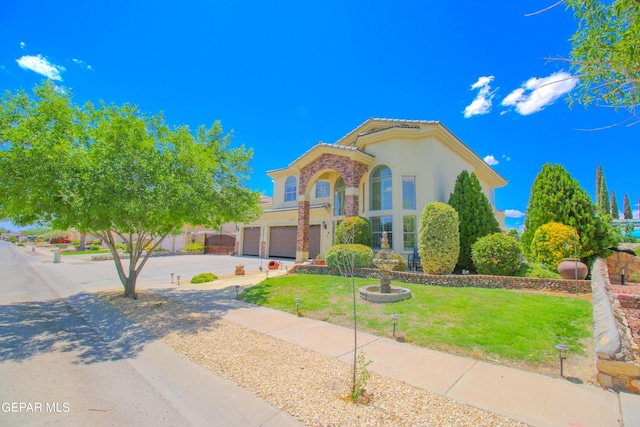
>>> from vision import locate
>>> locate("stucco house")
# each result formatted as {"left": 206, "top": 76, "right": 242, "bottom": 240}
{"left": 237, "top": 118, "right": 507, "bottom": 263}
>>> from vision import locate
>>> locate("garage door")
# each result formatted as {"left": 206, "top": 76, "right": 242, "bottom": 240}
{"left": 242, "top": 227, "right": 260, "bottom": 256}
{"left": 269, "top": 226, "right": 297, "bottom": 258}
{"left": 308, "top": 225, "right": 321, "bottom": 259}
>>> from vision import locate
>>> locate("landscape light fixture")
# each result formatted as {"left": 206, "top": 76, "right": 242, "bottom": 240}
{"left": 235, "top": 285, "right": 240, "bottom": 298}
{"left": 295, "top": 298, "right": 301, "bottom": 316}
{"left": 555, "top": 344, "right": 568, "bottom": 377}
{"left": 177, "top": 275, "right": 181, "bottom": 286}
{"left": 391, "top": 314, "right": 400, "bottom": 338}
{"left": 266, "top": 269, "right": 269, "bottom": 278}
{"left": 170, "top": 273, "right": 174, "bottom": 284}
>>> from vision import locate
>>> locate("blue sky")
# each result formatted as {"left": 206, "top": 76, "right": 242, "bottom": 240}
{"left": 1, "top": 0, "right": 638, "bottom": 232}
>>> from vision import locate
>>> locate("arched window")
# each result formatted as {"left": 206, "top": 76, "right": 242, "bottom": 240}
{"left": 334, "top": 177, "right": 346, "bottom": 216}
{"left": 369, "top": 165, "right": 392, "bottom": 211}
{"left": 285, "top": 176, "right": 297, "bottom": 202}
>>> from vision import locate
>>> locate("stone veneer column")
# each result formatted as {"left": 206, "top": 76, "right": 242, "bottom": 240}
{"left": 345, "top": 187, "right": 359, "bottom": 217}
{"left": 296, "top": 196, "right": 310, "bottom": 263}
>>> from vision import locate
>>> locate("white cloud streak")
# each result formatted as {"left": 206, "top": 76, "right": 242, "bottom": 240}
{"left": 72, "top": 58, "right": 93, "bottom": 71}
{"left": 504, "top": 209, "right": 526, "bottom": 218}
{"left": 16, "top": 54, "right": 65, "bottom": 81}
{"left": 464, "top": 76, "right": 495, "bottom": 118}
{"left": 501, "top": 71, "right": 577, "bottom": 115}
{"left": 483, "top": 155, "right": 499, "bottom": 166}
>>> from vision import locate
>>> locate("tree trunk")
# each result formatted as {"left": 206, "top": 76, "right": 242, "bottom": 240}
{"left": 123, "top": 275, "right": 137, "bottom": 298}
{"left": 79, "top": 233, "right": 86, "bottom": 251}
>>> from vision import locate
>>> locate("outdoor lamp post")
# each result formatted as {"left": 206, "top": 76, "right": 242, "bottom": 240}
{"left": 391, "top": 314, "right": 400, "bottom": 338}
{"left": 555, "top": 344, "right": 568, "bottom": 377}
{"left": 235, "top": 285, "right": 240, "bottom": 298}
{"left": 177, "top": 275, "right": 181, "bottom": 286}
{"left": 295, "top": 298, "right": 301, "bottom": 316}
{"left": 170, "top": 273, "right": 174, "bottom": 284}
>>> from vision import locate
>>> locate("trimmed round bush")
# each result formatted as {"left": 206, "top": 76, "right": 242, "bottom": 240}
{"left": 326, "top": 244, "right": 373, "bottom": 269}
{"left": 88, "top": 244, "right": 101, "bottom": 251}
{"left": 334, "top": 216, "right": 373, "bottom": 246}
{"left": 191, "top": 272, "right": 218, "bottom": 284}
{"left": 472, "top": 233, "right": 522, "bottom": 276}
{"left": 418, "top": 202, "right": 460, "bottom": 274}
{"left": 515, "top": 262, "right": 562, "bottom": 279}
{"left": 529, "top": 221, "right": 581, "bottom": 271}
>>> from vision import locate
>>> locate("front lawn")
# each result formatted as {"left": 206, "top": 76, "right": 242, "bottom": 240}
{"left": 61, "top": 249, "right": 111, "bottom": 255}
{"left": 241, "top": 274, "right": 592, "bottom": 364}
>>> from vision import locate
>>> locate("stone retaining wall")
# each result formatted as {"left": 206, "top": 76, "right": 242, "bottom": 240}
{"left": 606, "top": 249, "right": 640, "bottom": 284}
{"left": 289, "top": 265, "right": 591, "bottom": 293}
{"left": 591, "top": 258, "right": 640, "bottom": 393}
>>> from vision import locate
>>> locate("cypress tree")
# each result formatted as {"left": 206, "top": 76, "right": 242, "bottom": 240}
{"left": 522, "top": 163, "right": 616, "bottom": 265}
{"left": 595, "top": 164, "right": 610, "bottom": 215}
{"left": 448, "top": 170, "right": 500, "bottom": 271}
{"left": 623, "top": 194, "right": 633, "bottom": 219}
{"left": 611, "top": 191, "right": 619, "bottom": 219}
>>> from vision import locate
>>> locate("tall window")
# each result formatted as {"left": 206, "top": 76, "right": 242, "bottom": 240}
{"left": 403, "top": 216, "right": 416, "bottom": 250}
{"left": 369, "top": 165, "right": 392, "bottom": 211}
{"left": 371, "top": 216, "right": 392, "bottom": 249}
{"left": 334, "top": 177, "right": 346, "bottom": 216}
{"left": 316, "top": 180, "right": 330, "bottom": 198}
{"left": 285, "top": 176, "right": 297, "bottom": 202}
{"left": 402, "top": 176, "right": 416, "bottom": 210}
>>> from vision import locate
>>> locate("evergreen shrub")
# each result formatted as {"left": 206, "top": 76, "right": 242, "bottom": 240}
{"left": 529, "top": 222, "right": 581, "bottom": 270}
{"left": 418, "top": 202, "right": 459, "bottom": 274}
{"left": 472, "top": 233, "right": 522, "bottom": 276}
{"left": 326, "top": 244, "right": 373, "bottom": 268}
{"left": 334, "top": 216, "right": 373, "bottom": 246}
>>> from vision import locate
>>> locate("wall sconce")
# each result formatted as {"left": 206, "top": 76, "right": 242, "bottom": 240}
{"left": 322, "top": 220, "right": 327, "bottom": 229}
{"left": 555, "top": 344, "right": 568, "bottom": 377}
{"left": 391, "top": 314, "right": 400, "bottom": 338}
{"left": 235, "top": 225, "right": 240, "bottom": 232}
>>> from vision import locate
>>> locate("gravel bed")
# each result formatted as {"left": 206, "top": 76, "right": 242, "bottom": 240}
{"left": 97, "top": 290, "right": 527, "bottom": 427}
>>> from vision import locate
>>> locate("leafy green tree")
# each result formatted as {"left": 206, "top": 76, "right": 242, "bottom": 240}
{"left": 418, "top": 202, "right": 459, "bottom": 274}
{"left": 448, "top": 170, "right": 500, "bottom": 271}
{"left": 611, "top": 190, "right": 619, "bottom": 219}
{"left": 521, "top": 164, "right": 616, "bottom": 266}
{"left": 595, "top": 164, "right": 610, "bottom": 216}
{"left": 0, "top": 82, "right": 261, "bottom": 298}
{"left": 564, "top": 0, "right": 640, "bottom": 115}
{"left": 472, "top": 233, "right": 522, "bottom": 276}
{"left": 623, "top": 193, "right": 633, "bottom": 219}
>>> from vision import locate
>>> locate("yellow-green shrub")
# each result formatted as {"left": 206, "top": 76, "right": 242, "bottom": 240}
{"left": 530, "top": 222, "right": 581, "bottom": 271}
{"left": 418, "top": 202, "right": 459, "bottom": 274}
{"left": 334, "top": 216, "right": 372, "bottom": 246}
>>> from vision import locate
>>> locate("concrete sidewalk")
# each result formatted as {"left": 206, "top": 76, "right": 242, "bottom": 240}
{"left": 22, "top": 245, "right": 640, "bottom": 427}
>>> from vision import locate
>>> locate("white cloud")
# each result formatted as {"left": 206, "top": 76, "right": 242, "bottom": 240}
{"left": 19, "top": 41, "right": 26, "bottom": 49}
{"left": 501, "top": 71, "right": 577, "bottom": 115}
{"left": 16, "top": 54, "right": 65, "bottom": 81}
{"left": 504, "top": 209, "right": 526, "bottom": 218}
{"left": 483, "top": 155, "right": 499, "bottom": 166}
{"left": 502, "top": 155, "right": 511, "bottom": 161}
{"left": 463, "top": 75, "right": 495, "bottom": 118}
{"left": 72, "top": 58, "right": 93, "bottom": 71}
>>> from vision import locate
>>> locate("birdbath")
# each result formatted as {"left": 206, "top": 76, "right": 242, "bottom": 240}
{"left": 373, "top": 231, "right": 399, "bottom": 293}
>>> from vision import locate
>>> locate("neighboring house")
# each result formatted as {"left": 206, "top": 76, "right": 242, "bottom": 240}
{"left": 237, "top": 118, "right": 507, "bottom": 263}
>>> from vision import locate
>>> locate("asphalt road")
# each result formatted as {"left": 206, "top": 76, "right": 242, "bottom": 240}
{"left": 0, "top": 241, "right": 191, "bottom": 426}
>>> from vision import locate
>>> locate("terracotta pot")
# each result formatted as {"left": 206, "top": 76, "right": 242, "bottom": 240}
{"left": 557, "top": 258, "right": 588, "bottom": 280}
{"left": 235, "top": 266, "right": 245, "bottom": 276}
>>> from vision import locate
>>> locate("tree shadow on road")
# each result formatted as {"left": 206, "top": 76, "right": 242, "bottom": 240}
{"left": 0, "top": 294, "right": 154, "bottom": 365}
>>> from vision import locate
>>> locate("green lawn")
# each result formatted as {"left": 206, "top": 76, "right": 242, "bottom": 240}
{"left": 61, "top": 249, "right": 111, "bottom": 255}
{"left": 241, "top": 274, "right": 592, "bottom": 364}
